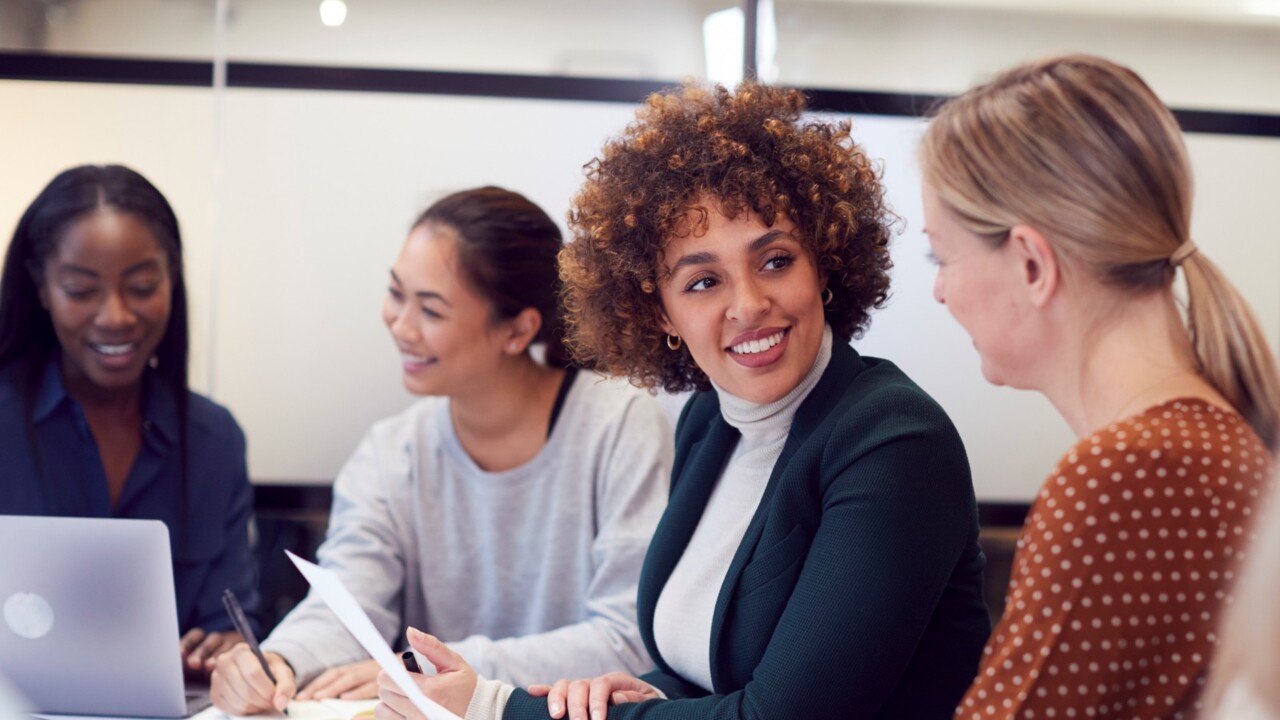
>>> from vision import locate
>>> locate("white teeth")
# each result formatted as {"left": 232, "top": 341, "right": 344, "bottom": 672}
{"left": 730, "top": 331, "right": 785, "bottom": 355}
{"left": 402, "top": 353, "right": 432, "bottom": 364}
{"left": 92, "top": 343, "right": 137, "bottom": 356}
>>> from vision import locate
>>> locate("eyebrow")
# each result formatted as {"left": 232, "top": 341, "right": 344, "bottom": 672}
{"left": 56, "top": 259, "right": 162, "bottom": 278}
{"left": 668, "top": 229, "right": 793, "bottom": 274}
{"left": 389, "top": 270, "right": 451, "bottom": 306}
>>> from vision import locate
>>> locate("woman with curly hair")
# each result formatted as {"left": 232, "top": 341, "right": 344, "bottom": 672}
{"left": 372, "top": 83, "right": 990, "bottom": 720}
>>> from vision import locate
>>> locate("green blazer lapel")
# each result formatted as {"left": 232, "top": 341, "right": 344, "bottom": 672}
{"left": 706, "top": 339, "right": 864, "bottom": 690}
{"left": 638, "top": 413, "right": 740, "bottom": 672}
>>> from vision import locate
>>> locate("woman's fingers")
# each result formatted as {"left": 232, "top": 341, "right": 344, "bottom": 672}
{"left": 549, "top": 678, "right": 574, "bottom": 719}
{"left": 566, "top": 679, "right": 591, "bottom": 720}
{"left": 339, "top": 680, "right": 379, "bottom": 700}
{"left": 588, "top": 676, "right": 614, "bottom": 720}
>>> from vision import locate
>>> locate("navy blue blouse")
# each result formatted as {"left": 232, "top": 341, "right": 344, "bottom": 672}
{"left": 0, "top": 356, "right": 261, "bottom": 635}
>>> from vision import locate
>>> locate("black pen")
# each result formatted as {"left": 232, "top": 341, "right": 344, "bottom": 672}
{"left": 222, "top": 588, "right": 288, "bottom": 714}
{"left": 401, "top": 650, "right": 423, "bottom": 674}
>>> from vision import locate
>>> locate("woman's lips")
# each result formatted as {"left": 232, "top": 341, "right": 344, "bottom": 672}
{"left": 725, "top": 327, "right": 790, "bottom": 369}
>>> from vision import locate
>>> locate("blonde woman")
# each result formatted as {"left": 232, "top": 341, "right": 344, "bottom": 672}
{"left": 919, "top": 55, "right": 1277, "bottom": 719}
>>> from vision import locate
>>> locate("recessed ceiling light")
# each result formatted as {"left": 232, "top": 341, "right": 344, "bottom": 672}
{"left": 320, "top": 0, "right": 347, "bottom": 27}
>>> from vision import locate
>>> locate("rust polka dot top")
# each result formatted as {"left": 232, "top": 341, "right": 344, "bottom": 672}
{"left": 956, "top": 399, "right": 1271, "bottom": 720}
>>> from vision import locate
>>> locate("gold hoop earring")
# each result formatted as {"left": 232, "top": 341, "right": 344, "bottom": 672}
{"left": 666, "top": 334, "right": 682, "bottom": 351}
{"left": 821, "top": 287, "right": 834, "bottom": 306}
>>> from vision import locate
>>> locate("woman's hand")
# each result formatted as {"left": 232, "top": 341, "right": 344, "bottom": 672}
{"left": 210, "top": 646, "right": 297, "bottom": 715}
{"left": 298, "top": 659, "right": 382, "bottom": 700}
{"left": 180, "top": 628, "right": 245, "bottom": 674}
{"left": 527, "top": 672, "right": 661, "bottom": 720}
{"left": 375, "top": 628, "right": 475, "bottom": 720}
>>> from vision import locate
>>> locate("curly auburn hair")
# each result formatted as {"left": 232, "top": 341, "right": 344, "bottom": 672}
{"left": 560, "top": 82, "right": 895, "bottom": 393}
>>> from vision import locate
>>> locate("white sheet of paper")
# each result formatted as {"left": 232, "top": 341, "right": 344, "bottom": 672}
{"left": 195, "top": 698, "right": 378, "bottom": 720}
{"left": 284, "top": 551, "right": 462, "bottom": 720}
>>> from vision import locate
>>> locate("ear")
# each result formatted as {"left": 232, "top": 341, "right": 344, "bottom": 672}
{"left": 1009, "top": 224, "right": 1059, "bottom": 308}
{"left": 503, "top": 307, "right": 543, "bottom": 355}
{"left": 656, "top": 305, "right": 676, "bottom": 338}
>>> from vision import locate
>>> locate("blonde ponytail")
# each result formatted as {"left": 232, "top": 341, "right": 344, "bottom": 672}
{"left": 1181, "top": 253, "right": 1280, "bottom": 449}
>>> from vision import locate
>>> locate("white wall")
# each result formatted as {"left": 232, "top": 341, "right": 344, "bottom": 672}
{"left": 775, "top": 2, "right": 1280, "bottom": 113}
{"left": 40, "top": 0, "right": 712, "bottom": 79}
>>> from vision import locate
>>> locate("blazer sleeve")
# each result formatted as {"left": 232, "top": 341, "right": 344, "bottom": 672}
{"left": 501, "top": 385, "right": 978, "bottom": 720}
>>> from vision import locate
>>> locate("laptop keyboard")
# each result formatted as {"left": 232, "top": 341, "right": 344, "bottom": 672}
{"left": 185, "top": 687, "right": 212, "bottom": 716}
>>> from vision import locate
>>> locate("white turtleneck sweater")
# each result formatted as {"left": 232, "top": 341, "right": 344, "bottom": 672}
{"left": 650, "top": 325, "right": 834, "bottom": 692}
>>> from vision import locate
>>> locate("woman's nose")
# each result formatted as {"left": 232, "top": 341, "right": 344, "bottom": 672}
{"left": 388, "top": 303, "right": 419, "bottom": 342}
{"left": 95, "top": 290, "right": 135, "bottom": 328}
{"left": 727, "top": 278, "right": 770, "bottom": 322}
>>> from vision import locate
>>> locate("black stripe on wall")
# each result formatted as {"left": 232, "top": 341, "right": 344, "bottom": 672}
{"left": 226, "top": 62, "right": 674, "bottom": 104}
{"left": 2, "top": 51, "right": 1279, "bottom": 138}
{"left": 0, "top": 52, "right": 211, "bottom": 86}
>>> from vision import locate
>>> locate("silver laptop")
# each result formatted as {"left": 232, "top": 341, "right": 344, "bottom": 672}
{"left": 0, "top": 515, "right": 209, "bottom": 717}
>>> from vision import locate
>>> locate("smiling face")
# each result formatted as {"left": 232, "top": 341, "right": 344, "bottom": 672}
{"left": 382, "top": 223, "right": 514, "bottom": 397}
{"left": 39, "top": 209, "right": 172, "bottom": 397}
{"left": 657, "top": 204, "right": 825, "bottom": 404}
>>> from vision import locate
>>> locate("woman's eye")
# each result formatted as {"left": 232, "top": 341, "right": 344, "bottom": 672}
{"left": 388, "top": 287, "right": 404, "bottom": 302}
{"left": 763, "top": 253, "right": 794, "bottom": 271}
{"left": 925, "top": 251, "right": 943, "bottom": 267}
{"left": 421, "top": 305, "right": 443, "bottom": 319}
{"left": 127, "top": 284, "right": 158, "bottom": 298}
{"left": 685, "top": 276, "right": 717, "bottom": 293}
{"left": 61, "top": 286, "right": 96, "bottom": 300}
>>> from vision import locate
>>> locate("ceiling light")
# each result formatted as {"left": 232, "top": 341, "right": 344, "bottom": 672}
{"left": 319, "top": 0, "right": 347, "bottom": 27}
{"left": 704, "top": 7, "right": 744, "bottom": 86}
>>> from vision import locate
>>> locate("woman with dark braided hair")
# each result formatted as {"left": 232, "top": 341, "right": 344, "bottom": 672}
{"left": 0, "top": 164, "right": 259, "bottom": 675}
{"left": 374, "top": 84, "right": 990, "bottom": 720}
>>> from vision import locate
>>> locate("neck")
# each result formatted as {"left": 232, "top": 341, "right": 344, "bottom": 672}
{"left": 449, "top": 355, "right": 563, "bottom": 441}
{"left": 1037, "top": 287, "right": 1225, "bottom": 438}
{"left": 61, "top": 366, "right": 144, "bottom": 418}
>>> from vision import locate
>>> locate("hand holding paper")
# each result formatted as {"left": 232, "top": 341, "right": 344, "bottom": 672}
{"left": 375, "top": 629, "right": 478, "bottom": 720}
{"left": 284, "top": 552, "right": 465, "bottom": 720}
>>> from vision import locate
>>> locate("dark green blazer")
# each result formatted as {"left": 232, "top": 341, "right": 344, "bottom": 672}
{"left": 505, "top": 341, "right": 990, "bottom": 719}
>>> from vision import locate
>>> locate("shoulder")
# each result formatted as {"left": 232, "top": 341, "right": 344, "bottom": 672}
{"left": 363, "top": 395, "right": 448, "bottom": 450}
{"left": 185, "top": 391, "right": 245, "bottom": 444}
{"left": 815, "top": 351, "right": 964, "bottom": 456}
{"left": 1043, "top": 399, "right": 1270, "bottom": 515}
{"left": 561, "top": 369, "right": 671, "bottom": 438}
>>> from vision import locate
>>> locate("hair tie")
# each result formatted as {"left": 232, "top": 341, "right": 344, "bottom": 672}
{"left": 1170, "top": 240, "right": 1198, "bottom": 267}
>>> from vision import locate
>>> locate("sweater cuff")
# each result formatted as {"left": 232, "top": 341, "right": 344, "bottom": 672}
{"left": 464, "top": 677, "right": 514, "bottom": 720}
{"left": 260, "top": 639, "right": 324, "bottom": 687}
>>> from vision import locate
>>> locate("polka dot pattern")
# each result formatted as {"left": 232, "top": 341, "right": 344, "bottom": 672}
{"left": 956, "top": 399, "right": 1271, "bottom": 720}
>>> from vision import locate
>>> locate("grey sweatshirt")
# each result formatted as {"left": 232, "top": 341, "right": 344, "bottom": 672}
{"left": 262, "top": 371, "right": 672, "bottom": 687}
